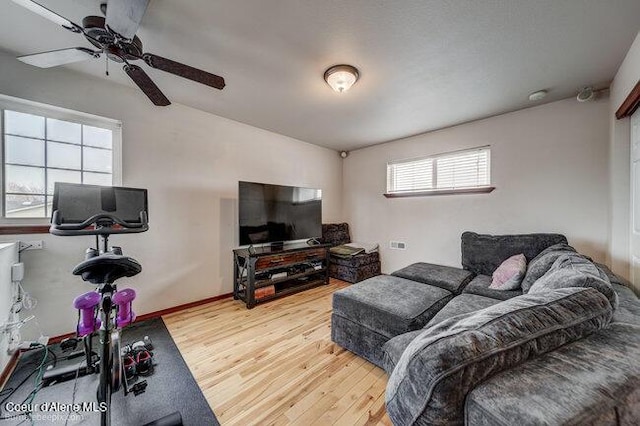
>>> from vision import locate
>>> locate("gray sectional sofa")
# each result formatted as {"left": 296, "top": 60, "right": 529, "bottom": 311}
{"left": 331, "top": 232, "right": 640, "bottom": 425}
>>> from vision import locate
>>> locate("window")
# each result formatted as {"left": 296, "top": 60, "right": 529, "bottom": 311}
{"left": 293, "top": 187, "right": 322, "bottom": 203}
{"left": 386, "top": 146, "right": 493, "bottom": 197}
{"left": 0, "top": 95, "right": 121, "bottom": 220}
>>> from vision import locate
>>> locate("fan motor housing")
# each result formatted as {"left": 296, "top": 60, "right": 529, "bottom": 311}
{"left": 82, "top": 16, "right": 143, "bottom": 62}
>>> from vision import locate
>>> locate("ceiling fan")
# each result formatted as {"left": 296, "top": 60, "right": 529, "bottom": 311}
{"left": 11, "top": 0, "right": 225, "bottom": 106}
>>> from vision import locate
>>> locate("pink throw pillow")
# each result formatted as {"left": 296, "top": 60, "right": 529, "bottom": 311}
{"left": 490, "top": 254, "right": 527, "bottom": 290}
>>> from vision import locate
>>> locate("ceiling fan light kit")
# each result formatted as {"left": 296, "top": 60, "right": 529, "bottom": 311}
{"left": 11, "top": 0, "right": 225, "bottom": 106}
{"left": 324, "top": 64, "right": 359, "bottom": 93}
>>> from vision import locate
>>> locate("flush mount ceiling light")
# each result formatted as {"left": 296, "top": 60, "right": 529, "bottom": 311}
{"left": 528, "top": 90, "right": 548, "bottom": 101}
{"left": 324, "top": 64, "right": 359, "bottom": 93}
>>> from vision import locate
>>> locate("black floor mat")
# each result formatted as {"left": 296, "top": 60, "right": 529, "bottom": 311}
{"left": 0, "top": 318, "right": 219, "bottom": 425}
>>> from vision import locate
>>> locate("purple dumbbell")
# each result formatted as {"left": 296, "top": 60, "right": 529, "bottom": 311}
{"left": 113, "top": 288, "right": 136, "bottom": 328}
{"left": 73, "top": 291, "right": 101, "bottom": 337}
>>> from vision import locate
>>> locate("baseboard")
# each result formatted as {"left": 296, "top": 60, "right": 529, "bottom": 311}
{"left": 48, "top": 292, "right": 234, "bottom": 344}
{"left": 136, "top": 292, "right": 233, "bottom": 321}
{"left": 0, "top": 350, "right": 20, "bottom": 390}
{"left": 49, "top": 332, "right": 76, "bottom": 345}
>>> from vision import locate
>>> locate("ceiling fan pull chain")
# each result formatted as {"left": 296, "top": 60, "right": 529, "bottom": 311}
{"left": 105, "top": 54, "right": 109, "bottom": 76}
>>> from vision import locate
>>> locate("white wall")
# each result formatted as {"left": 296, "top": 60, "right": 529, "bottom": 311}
{"left": 343, "top": 97, "right": 610, "bottom": 273}
{"left": 0, "top": 51, "right": 343, "bottom": 338}
{"left": 609, "top": 31, "right": 640, "bottom": 285}
{"left": 0, "top": 243, "right": 18, "bottom": 374}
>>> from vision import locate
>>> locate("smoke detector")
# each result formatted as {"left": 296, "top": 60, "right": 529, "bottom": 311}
{"left": 577, "top": 87, "right": 595, "bottom": 102}
{"left": 528, "top": 90, "right": 548, "bottom": 102}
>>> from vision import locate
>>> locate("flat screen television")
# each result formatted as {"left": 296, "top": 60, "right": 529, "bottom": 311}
{"left": 238, "top": 181, "right": 322, "bottom": 246}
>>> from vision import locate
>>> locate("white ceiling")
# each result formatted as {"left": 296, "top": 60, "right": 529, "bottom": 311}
{"left": 0, "top": 0, "right": 639, "bottom": 151}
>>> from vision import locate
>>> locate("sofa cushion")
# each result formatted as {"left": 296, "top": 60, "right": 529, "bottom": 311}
{"left": 391, "top": 262, "right": 475, "bottom": 293}
{"left": 382, "top": 294, "right": 501, "bottom": 374}
{"left": 520, "top": 242, "right": 577, "bottom": 292}
{"left": 461, "top": 231, "right": 567, "bottom": 276}
{"left": 612, "top": 283, "right": 640, "bottom": 325}
{"left": 490, "top": 254, "right": 526, "bottom": 290}
{"left": 385, "top": 287, "right": 613, "bottom": 426}
{"left": 466, "top": 322, "right": 640, "bottom": 426}
{"left": 381, "top": 330, "right": 423, "bottom": 374}
{"left": 529, "top": 254, "right": 618, "bottom": 310}
{"left": 332, "top": 275, "right": 453, "bottom": 338}
{"left": 462, "top": 275, "right": 523, "bottom": 301}
{"left": 425, "top": 293, "right": 501, "bottom": 328}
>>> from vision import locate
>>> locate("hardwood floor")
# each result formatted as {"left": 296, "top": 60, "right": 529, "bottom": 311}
{"left": 163, "top": 279, "right": 392, "bottom": 426}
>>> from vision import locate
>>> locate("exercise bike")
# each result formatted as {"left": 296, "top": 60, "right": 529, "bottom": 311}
{"left": 49, "top": 182, "right": 182, "bottom": 426}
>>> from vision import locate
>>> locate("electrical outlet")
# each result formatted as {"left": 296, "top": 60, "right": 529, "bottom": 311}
{"left": 19, "top": 240, "right": 44, "bottom": 251}
{"left": 390, "top": 241, "right": 407, "bottom": 250}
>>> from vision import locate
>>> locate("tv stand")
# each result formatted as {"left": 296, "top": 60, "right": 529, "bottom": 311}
{"left": 233, "top": 242, "right": 330, "bottom": 308}
{"left": 270, "top": 241, "right": 284, "bottom": 250}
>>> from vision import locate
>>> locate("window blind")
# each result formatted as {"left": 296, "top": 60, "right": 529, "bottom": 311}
{"left": 386, "top": 147, "right": 490, "bottom": 194}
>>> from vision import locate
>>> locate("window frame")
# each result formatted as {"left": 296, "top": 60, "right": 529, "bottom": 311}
{"left": 0, "top": 94, "right": 122, "bottom": 230}
{"left": 384, "top": 146, "right": 495, "bottom": 198}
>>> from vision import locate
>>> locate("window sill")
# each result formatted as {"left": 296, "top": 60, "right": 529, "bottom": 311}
{"left": 384, "top": 186, "right": 496, "bottom": 198}
{"left": 0, "top": 225, "right": 50, "bottom": 235}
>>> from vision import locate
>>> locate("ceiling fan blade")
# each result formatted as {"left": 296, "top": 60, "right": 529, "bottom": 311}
{"left": 11, "top": 0, "right": 82, "bottom": 33}
{"left": 143, "top": 53, "right": 226, "bottom": 90}
{"left": 106, "top": 0, "right": 149, "bottom": 40}
{"left": 124, "top": 64, "right": 171, "bottom": 106}
{"left": 18, "top": 48, "right": 100, "bottom": 68}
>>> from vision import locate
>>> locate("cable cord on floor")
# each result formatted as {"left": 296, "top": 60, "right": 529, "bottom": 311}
{"left": 64, "top": 361, "right": 83, "bottom": 426}
{"left": 0, "top": 344, "right": 49, "bottom": 423}
{"left": 0, "top": 347, "right": 45, "bottom": 416}
{"left": 23, "top": 344, "right": 48, "bottom": 425}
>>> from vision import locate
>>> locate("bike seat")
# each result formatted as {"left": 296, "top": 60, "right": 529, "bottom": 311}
{"left": 72, "top": 254, "right": 142, "bottom": 284}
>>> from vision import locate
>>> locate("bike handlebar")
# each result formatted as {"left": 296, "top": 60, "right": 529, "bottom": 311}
{"left": 50, "top": 211, "right": 149, "bottom": 236}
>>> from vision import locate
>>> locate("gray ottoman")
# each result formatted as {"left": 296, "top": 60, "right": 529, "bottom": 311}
{"left": 331, "top": 275, "right": 453, "bottom": 367}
